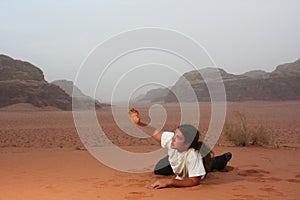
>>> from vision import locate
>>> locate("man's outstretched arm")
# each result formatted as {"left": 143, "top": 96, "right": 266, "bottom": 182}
{"left": 129, "top": 108, "right": 163, "bottom": 142}
{"left": 151, "top": 176, "right": 201, "bottom": 189}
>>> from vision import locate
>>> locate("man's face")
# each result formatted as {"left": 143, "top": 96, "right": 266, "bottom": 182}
{"left": 171, "top": 128, "right": 189, "bottom": 152}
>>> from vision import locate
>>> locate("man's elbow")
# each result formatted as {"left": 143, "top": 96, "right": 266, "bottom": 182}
{"left": 189, "top": 177, "right": 201, "bottom": 186}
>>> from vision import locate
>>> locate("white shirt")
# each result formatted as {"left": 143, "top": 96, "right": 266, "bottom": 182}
{"left": 161, "top": 131, "right": 206, "bottom": 180}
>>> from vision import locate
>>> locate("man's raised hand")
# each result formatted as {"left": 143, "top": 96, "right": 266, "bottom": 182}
{"left": 129, "top": 108, "right": 140, "bottom": 125}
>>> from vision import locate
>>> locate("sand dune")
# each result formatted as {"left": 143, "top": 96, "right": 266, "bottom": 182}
{"left": 0, "top": 101, "right": 300, "bottom": 199}
{"left": 1, "top": 146, "right": 299, "bottom": 200}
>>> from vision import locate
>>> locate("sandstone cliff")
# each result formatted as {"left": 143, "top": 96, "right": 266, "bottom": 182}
{"left": 52, "top": 80, "right": 107, "bottom": 109}
{"left": 0, "top": 55, "right": 71, "bottom": 110}
{"left": 139, "top": 59, "right": 300, "bottom": 102}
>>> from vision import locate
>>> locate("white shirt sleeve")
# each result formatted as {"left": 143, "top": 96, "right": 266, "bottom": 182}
{"left": 161, "top": 131, "right": 174, "bottom": 148}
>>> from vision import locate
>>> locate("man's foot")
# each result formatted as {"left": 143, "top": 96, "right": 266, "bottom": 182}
{"left": 224, "top": 152, "right": 232, "bottom": 162}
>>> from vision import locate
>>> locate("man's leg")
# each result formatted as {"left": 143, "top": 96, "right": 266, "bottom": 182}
{"left": 154, "top": 155, "right": 174, "bottom": 175}
{"left": 211, "top": 152, "right": 232, "bottom": 171}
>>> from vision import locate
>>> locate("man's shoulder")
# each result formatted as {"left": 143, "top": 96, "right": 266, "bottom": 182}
{"left": 161, "top": 131, "right": 174, "bottom": 143}
{"left": 161, "top": 131, "right": 174, "bottom": 148}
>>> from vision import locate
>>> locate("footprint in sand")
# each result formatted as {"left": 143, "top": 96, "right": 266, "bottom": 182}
{"left": 259, "top": 186, "right": 277, "bottom": 192}
{"left": 127, "top": 183, "right": 147, "bottom": 187}
{"left": 285, "top": 174, "right": 300, "bottom": 183}
{"left": 124, "top": 191, "right": 153, "bottom": 200}
{"left": 286, "top": 178, "right": 300, "bottom": 183}
{"left": 233, "top": 194, "right": 256, "bottom": 199}
{"left": 123, "top": 178, "right": 149, "bottom": 187}
{"left": 232, "top": 184, "right": 246, "bottom": 191}
{"left": 237, "top": 169, "right": 270, "bottom": 177}
{"left": 248, "top": 176, "right": 282, "bottom": 183}
{"left": 94, "top": 180, "right": 108, "bottom": 188}
{"left": 259, "top": 186, "right": 284, "bottom": 196}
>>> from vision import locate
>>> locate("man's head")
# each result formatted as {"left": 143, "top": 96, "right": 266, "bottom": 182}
{"left": 171, "top": 124, "right": 199, "bottom": 152}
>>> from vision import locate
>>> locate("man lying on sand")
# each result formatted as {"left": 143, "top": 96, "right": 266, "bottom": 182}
{"left": 129, "top": 108, "right": 232, "bottom": 189}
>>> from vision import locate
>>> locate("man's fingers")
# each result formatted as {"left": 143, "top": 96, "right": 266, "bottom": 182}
{"left": 129, "top": 108, "right": 140, "bottom": 124}
{"left": 129, "top": 108, "right": 139, "bottom": 114}
{"left": 129, "top": 113, "right": 138, "bottom": 118}
{"left": 129, "top": 108, "right": 139, "bottom": 117}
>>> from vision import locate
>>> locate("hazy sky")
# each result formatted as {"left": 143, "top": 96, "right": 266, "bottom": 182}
{"left": 1, "top": 0, "right": 299, "bottom": 102}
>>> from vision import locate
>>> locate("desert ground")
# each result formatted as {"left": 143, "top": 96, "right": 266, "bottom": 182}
{"left": 0, "top": 101, "right": 300, "bottom": 200}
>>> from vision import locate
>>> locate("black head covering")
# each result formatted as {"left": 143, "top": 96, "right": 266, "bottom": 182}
{"left": 178, "top": 124, "right": 199, "bottom": 148}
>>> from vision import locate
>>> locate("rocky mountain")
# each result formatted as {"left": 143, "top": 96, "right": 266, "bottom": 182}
{"left": 0, "top": 55, "right": 107, "bottom": 110}
{"left": 139, "top": 59, "right": 300, "bottom": 102}
{"left": 0, "top": 55, "right": 73, "bottom": 110}
{"left": 0, "top": 54, "right": 45, "bottom": 82}
{"left": 0, "top": 80, "right": 72, "bottom": 110}
{"left": 135, "top": 87, "right": 170, "bottom": 102}
{"left": 52, "top": 80, "right": 106, "bottom": 109}
{"left": 270, "top": 59, "right": 300, "bottom": 77}
{"left": 242, "top": 70, "right": 268, "bottom": 79}
{"left": 52, "top": 80, "right": 85, "bottom": 97}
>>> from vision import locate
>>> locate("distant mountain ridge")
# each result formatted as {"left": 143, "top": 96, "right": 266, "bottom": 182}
{"left": 242, "top": 70, "right": 268, "bottom": 79}
{"left": 52, "top": 80, "right": 86, "bottom": 97}
{"left": 0, "top": 54, "right": 45, "bottom": 82}
{"left": 0, "top": 54, "right": 105, "bottom": 110}
{"left": 52, "top": 80, "right": 106, "bottom": 109}
{"left": 1, "top": 54, "right": 299, "bottom": 107}
{"left": 139, "top": 58, "right": 300, "bottom": 102}
{"left": 0, "top": 55, "right": 73, "bottom": 110}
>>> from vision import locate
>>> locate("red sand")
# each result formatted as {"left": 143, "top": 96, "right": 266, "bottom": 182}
{"left": 0, "top": 101, "right": 300, "bottom": 199}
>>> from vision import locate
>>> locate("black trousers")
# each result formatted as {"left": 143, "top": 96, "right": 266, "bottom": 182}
{"left": 154, "top": 153, "right": 230, "bottom": 175}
